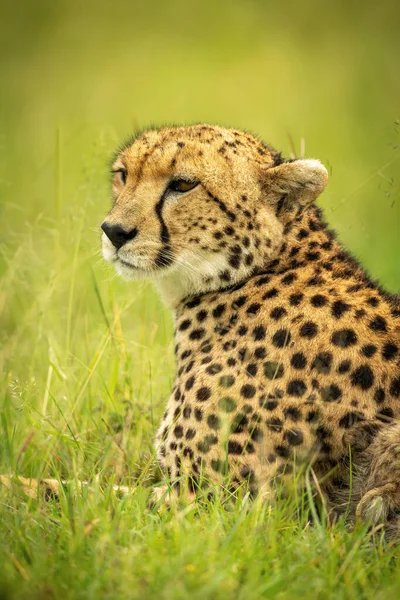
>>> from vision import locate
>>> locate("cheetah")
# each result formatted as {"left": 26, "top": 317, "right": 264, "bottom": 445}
{"left": 101, "top": 124, "right": 400, "bottom": 536}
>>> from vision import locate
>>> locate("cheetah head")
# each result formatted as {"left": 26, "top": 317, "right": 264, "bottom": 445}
{"left": 101, "top": 124, "right": 328, "bottom": 306}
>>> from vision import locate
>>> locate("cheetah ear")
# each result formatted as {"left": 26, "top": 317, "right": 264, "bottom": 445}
{"left": 262, "top": 159, "right": 328, "bottom": 216}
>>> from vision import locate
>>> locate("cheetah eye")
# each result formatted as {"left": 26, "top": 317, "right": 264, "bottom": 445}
{"left": 111, "top": 168, "right": 127, "bottom": 186}
{"left": 169, "top": 179, "right": 198, "bottom": 193}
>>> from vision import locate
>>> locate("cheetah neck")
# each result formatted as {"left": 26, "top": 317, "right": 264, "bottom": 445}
{"left": 156, "top": 206, "right": 369, "bottom": 312}
{"left": 255, "top": 205, "right": 367, "bottom": 282}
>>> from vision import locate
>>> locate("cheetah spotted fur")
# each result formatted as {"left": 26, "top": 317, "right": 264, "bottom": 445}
{"left": 101, "top": 124, "right": 400, "bottom": 536}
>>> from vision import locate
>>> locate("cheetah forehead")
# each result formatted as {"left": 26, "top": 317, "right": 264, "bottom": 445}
{"left": 115, "top": 124, "right": 283, "bottom": 171}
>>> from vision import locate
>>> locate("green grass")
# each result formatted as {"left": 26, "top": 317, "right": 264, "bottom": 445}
{"left": 1, "top": 1, "right": 400, "bottom": 598}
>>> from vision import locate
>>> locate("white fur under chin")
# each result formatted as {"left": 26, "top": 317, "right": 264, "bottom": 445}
{"left": 153, "top": 250, "right": 230, "bottom": 308}
{"left": 154, "top": 249, "right": 259, "bottom": 308}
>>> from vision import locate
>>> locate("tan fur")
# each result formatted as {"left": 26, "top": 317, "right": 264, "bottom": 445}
{"left": 101, "top": 124, "right": 400, "bottom": 535}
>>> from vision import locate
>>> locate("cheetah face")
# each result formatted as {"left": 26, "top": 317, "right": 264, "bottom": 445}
{"left": 101, "top": 124, "right": 328, "bottom": 305}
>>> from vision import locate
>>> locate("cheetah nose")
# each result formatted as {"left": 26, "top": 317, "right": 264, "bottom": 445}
{"left": 101, "top": 222, "right": 138, "bottom": 250}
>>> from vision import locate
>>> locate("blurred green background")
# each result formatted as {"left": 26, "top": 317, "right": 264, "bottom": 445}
{"left": 0, "top": 0, "right": 399, "bottom": 463}
{"left": 0, "top": 3, "right": 400, "bottom": 596}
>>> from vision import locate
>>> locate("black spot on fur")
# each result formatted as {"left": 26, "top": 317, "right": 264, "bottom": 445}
{"left": 206, "top": 363, "right": 223, "bottom": 375}
{"left": 189, "top": 328, "right": 206, "bottom": 340}
{"left": 211, "top": 459, "right": 228, "bottom": 474}
{"left": 291, "top": 352, "right": 307, "bottom": 369}
{"left": 246, "top": 363, "right": 258, "bottom": 377}
{"left": 232, "top": 295, "right": 247, "bottom": 309}
{"left": 310, "top": 294, "right": 327, "bottom": 307}
{"left": 179, "top": 319, "right": 191, "bottom": 331}
{"left": 337, "top": 360, "right": 351, "bottom": 373}
{"left": 254, "top": 347, "right": 267, "bottom": 359}
{"left": 350, "top": 365, "right": 374, "bottom": 390}
{"left": 361, "top": 344, "right": 377, "bottom": 358}
{"left": 331, "top": 329, "right": 357, "bottom": 347}
{"left": 306, "top": 410, "right": 319, "bottom": 423}
{"left": 174, "top": 425, "right": 184, "bottom": 438}
{"left": 382, "top": 343, "right": 398, "bottom": 361}
{"left": 331, "top": 300, "right": 351, "bottom": 318}
{"left": 305, "top": 251, "right": 320, "bottom": 261}
{"left": 390, "top": 377, "right": 400, "bottom": 398}
{"left": 281, "top": 273, "right": 297, "bottom": 286}
{"left": 247, "top": 303, "right": 261, "bottom": 316}
{"left": 289, "top": 293, "right": 303, "bottom": 306}
{"left": 185, "top": 376, "right": 195, "bottom": 390}
{"left": 196, "top": 387, "right": 211, "bottom": 401}
{"left": 376, "top": 408, "right": 394, "bottom": 423}
{"left": 367, "top": 297, "right": 379, "bottom": 307}
{"left": 272, "top": 329, "right": 291, "bottom": 348}
{"left": 307, "top": 275, "right": 324, "bottom": 286}
{"left": 255, "top": 276, "right": 270, "bottom": 287}
{"left": 253, "top": 325, "right": 266, "bottom": 341}
{"left": 228, "top": 441, "right": 243, "bottom": 454}
{"left": 284, "top": 406, "right": 302, "bottom": 421}
{"left": 263, "top": 288, "right": 279, "bottom": 300}
{"left": 228, "top": 254, "right": 241, "bottom": 269}
{"left": 369, "top": 316, "right": 387, "bottom": 332}
{"left": 185, "top": 297, "right": 201, "bottom": 309}
{"left": 374, "top": 388, "right": 385, "bottom": 404}
{"left": 213, "top": 304, "right": 226, "bottom": 318}
{"left": 266, "top": 417, "right": 283, "bottom": 432}
{"left": 241, "top": 384, "right": 256, "bottom": 398}
{"left": 287, "top": 379, "right": 307, "bottom": 397}
{"left": 284, "top": 429, "right": 304, "bottom": 446}
{"left": 270, "top": 307, "right": 287, "bottom": 320}
{"left": 312, "top": 352, "right": 332, "bottom": 374}
{"left": 260, "top": 397, "right": 278, "bottom": 411}
{"left": 299, "top": 322, "right": 318, "bottom": 338}
{"left": 275, "top": 445, "right": 290, "bottom": 458}
{"left": 297, "top": 228, "right": 309, "bottom": 240}
{"left": 320, "top": 384, "right": 342, "bottom": 402}
{"left": 321, "top": 240, "right": 332, "bottom": 250}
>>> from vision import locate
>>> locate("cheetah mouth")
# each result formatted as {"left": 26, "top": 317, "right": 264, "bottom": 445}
{"left": 118, "top": 257, "right": 140, "bottom": 270}
{"left": 114, "top": 254, "right": 163, "bottom": 279}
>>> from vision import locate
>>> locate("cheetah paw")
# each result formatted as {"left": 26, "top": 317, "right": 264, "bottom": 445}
{"left": 356, "top": 483, "right": 397, "bottom": 524}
